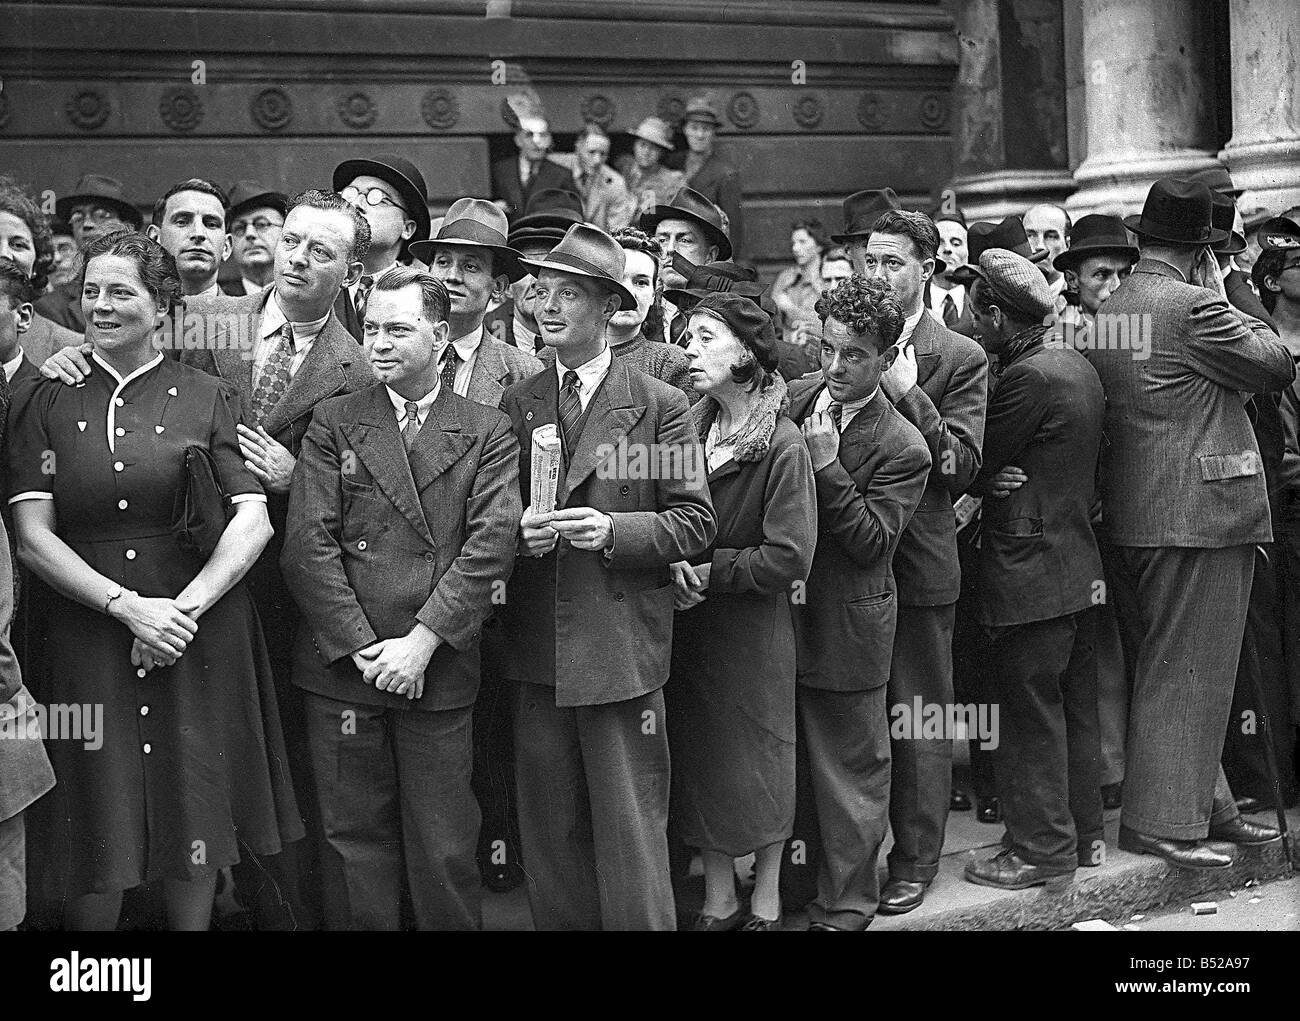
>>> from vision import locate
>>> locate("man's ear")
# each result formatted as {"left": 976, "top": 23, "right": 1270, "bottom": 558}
{"left": 400, "top": 218, "right": 417, "bottom": 242}
{"left": 880, "top": 343, "right": 899, "bottom": 372}
{"left": 433, "top": 318, "right": 451, "bottom": 347}
{"left": 706, "top": 245, "right": 719, "bottom": 264}
{"left": 919, "top": 256, "right": 936, "bottom": 285}
{"left": 603, "top": 292, "right": 622, "bottom": 320}
{"left": 1064, "top": 268, "right": 1079, "bottom": 292}
{"left": 342, "top": 259, "right": 365, "bottom": 289}
{"left": 146, "top": 224, "right": 161, "bottom": 243}
{"left": 14, "top": 301, "right": 34, "bottom": 335}
{"left": 220, "top": 232, "right": 233, "bottom": 262}
{"left": 1263, "top": 273, "right": 1282, "bottom": 295}
{"left": 492, "top": 272, "right": 510, "bottom": 302}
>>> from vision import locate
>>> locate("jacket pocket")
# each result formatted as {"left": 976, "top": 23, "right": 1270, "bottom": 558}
{"left": 849, "top": 590, "right": 894, "bottom": 610}
{"left": 989, "top": 516, "right": 1044, "bottom": 539}
{"left": 1199, "top": 450, "right": 1262, "bottom": 482}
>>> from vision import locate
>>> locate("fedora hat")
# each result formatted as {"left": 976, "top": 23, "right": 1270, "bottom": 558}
{"left": 949, "top": 216, "right": 1048, "bottom": 285}
{"left": 830, "top": 188, "right": 902, "bottom": 243}
{"left": 1184, "top": 164, "right": 1243, "bottom": 199}
{"left": 1257, "top": 215, "right": 1300, "bottom": 252}
{"left": 518, "top": 222, "right": 636, "bottom": 310}
{"left": 332, "top": 153, "right": 431, "bottom": 242}
{"left": 226, "top": 180, "right": 288, "bottom": 222}
{"left": 55, "top": 174, "right": 142, "bottom": 229}
{"left": 639, "top": 186, "right": 733, "bottom": 261}
{"left": 683, "top": 98, "right": 723, "bottom": 128}
{"left": 408, "top": 198, "right": 526, "bottom": 282}
{"left": 1210, "top": 192, "right": 1246, "bottom": 256}
{"left": 663, "top": 258, "right": 763, "bottom": 310}
{"left": 1053, "top": 214, "right": 1138, "bottom": 272}
{"left": 1123, "top": 177, "right": 1228, "bottom": 246}
{"left": 627, "top": 117, "right": 675, "bottom": 152}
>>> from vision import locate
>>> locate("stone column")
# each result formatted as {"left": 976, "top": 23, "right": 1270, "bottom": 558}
{"left": 947, "top": 0, "right": 1075, "bottom": 220}
{"left": 1068, "top": 0, "right": 1221, "bottom": 215}
{"left": 1221, "top": 0, "right": 1300, "bottom": 215}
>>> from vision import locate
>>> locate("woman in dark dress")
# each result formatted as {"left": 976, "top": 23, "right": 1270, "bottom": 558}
{"left": 668, "top": 293, "right": 817, "bottom": 931}
{"left": 8, "top": 230, "right": 301, "bottom": 930}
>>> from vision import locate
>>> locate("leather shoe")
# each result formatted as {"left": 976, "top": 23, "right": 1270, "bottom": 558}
{"left": 950, "top": 788, "right": 972, "bottom": 811}
{"left": 976, "top": 796, "right": 1002, "bottom": 824}
{"left": 1118, "top": 825, "right": 1237, "bottom": 870}
{"left": 1207, "top": 817, "right": 1281, "bottom": 846}
{"left": 1101, "top": 783, "right": 1123, "bottom": 810}
{"left": 739, "top": 911, "right": 782, "bottom": 931}
{"left": 693, "top": 905, "right": 745, "bottom": 931}
{"left": 877, "top": 878, "right": 928, "bottom": 915}
{"left": 964, "top": 848, "right": 1073, "bottom": 890}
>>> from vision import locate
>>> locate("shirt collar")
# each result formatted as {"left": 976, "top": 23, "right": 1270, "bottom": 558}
{"left": 899, "top": 305, "right": 926, "bottom": 344}
{"left": 447, "top": 323, "right": 484, "bottom": 360}
{"left": 241, "top": 277, "right": 268, "bottom": 296}
{"left": 91, "top": 350, "right": 164, "bottom": 385}
{"left": 386, "top": 378, "right": 441, "bottom": 421}
{"left": 2, "top": 347, "right": 25, "bottom": 383}
{"left": 555, "top": 342, "right": 612, "bottom": 391}
{"left": 264, "top": 288, "right": 331, "bottom": 342}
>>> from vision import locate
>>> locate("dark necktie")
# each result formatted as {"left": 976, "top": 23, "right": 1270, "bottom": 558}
{"left": 402, "top": 401, "right": 422, "bottom": 454}
{"left": 558, "top": 369, "right": 583, "bottom": 455}
{"left": 250, "top": 323, "right": 295, "bottom": 426}
{"left": 440, "top": 344, "right": 461, "bottom": 395}
{"left": 827, "top": 400, "right": 843, "bottom": 431}
{"left": 525, "top": 159, "right": 542, "bottom": 188}
{"left": 941, "top": 293, "right": 959, "bottom": 327}
{"left": 354, "top": 274, "right": 374, "bottom": 324}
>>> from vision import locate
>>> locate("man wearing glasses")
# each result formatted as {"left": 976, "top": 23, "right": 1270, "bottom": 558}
{"left": 223, "top": 181, "right": 288, "bottom": 297}
{"left": 332, "top": 155, "right": 432, "bottom": 340}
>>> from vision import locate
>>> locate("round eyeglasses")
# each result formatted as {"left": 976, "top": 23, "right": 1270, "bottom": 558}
{"left": 341, "top": 186, "right": 407, "bottom": 214}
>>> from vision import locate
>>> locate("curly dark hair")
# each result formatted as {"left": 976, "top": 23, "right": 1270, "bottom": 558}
{"left": 613, "top": 225, "right": 665, "bottom": 342}
{"left": 79, "top": 228, "right": 183, "bottom": 314}
{"left": 0, "top": 175, "right": 56, "bottom": 292}
{"left": 814, "top": 274, "right": 904, "bottom": 352}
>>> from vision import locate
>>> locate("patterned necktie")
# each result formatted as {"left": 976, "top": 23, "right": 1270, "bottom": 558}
{"left": 558, "top": 370, "right": 583, "bottom": 455}
{"left": 440, "top": 344, "right": 461, "bottom": 395}
{"left": 827, "top": 401, "right": 843, "bottom": 431}
{"left": 250, "top": 323, "right": 295, "bottom": 426}
{"left": 941, "top": 293, "right": 959, "bottom": 327}
{"left": 402, "top": 401, "right": 422, "bottom": 453}
{"left": 354, "top": 274, "right": 374, "bottom": 325}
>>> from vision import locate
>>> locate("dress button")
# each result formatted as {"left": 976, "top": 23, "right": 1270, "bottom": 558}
{"left": 114, "top": 461, "right": 125, "bottom": 472}
{"left": 143, "top": 743, "right": 152, "bottom": 754}
{"left": 614, "top": 592, "right": 624, "bottom": 602}
{"left": 126, "top": 549, "right": 137, "bottom": 560}
{"left": 118, "top": 499, "right": 128, "bottom": 510}
{"left": 357, "top": 540, "right": 367, "bottom": 551}
{"left": 136, "top": 668, "right": 147, "bottom": 678}
{"left": 115, "top": 427, "right": 125, "bottom": 437}
{"left": 140, "top": 706, "right": 149, "bottom": 716}
{"left": 424, "top": 552, "right": 434, "bottom": 563}
{"left": 115, "top": 398, "right": 124, "bottom": 407}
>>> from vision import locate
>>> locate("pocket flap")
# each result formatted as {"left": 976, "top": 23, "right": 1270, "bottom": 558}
{"left": 1199, "top": 450, "right": 1261, "bottom": 482}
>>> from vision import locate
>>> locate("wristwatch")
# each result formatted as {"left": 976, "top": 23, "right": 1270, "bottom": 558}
{"left": 104, "top": 583, "right": 125, "bottom": 616}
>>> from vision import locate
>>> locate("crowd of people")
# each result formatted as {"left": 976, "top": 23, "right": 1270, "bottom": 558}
{"left": 0, "top": 109, "right": 1297, "bottom": 932}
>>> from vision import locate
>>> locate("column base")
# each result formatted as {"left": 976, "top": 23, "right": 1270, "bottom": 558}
{"left": 1222, "top": 139, "right": 1300, "bottom": 218}
{"left": 1067, "top": 149, "right": 1222, "bottom": 216}
{"left": 949, "top": 169, "right": 1077, "bottom": 221}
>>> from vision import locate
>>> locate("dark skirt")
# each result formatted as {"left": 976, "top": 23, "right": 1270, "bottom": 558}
{"left": 667, "top": 590, "right": 796, "bottom": 857}
{"left": 31, "top": 532, "right": 303, "bottom": 898}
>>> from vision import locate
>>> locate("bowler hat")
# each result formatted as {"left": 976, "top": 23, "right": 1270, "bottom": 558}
{"left": 332, "top": 153, "right": 431, "bottom": 242}
{"left": 1257, "top": 216, "right": 1300, "bottom": 252}
{"left": 518, "top": 222, "right": 636, "bottom": 310}
{"left": 627, "top": 117, "right": 675, "bottom": 152}
{"left": 226, "top": 180, "right": 288, "bottom": 223}
{"left": 1184, "top": 164, "right": 1243, "bottom": 199}
{"left": 663, "top": 259, "right": 763, "bottom": 310}
{"left": 55, "top": 174, "right": 142, "bottom": 229}
{"left": 408, "top": 198, "right": 526, "bottom": 282}
{"left": 639, "top": 186, "right": 733, "bottom": 261}
{"left": 950, "top": 216, "right": 1048, "bottom": 285}
{"left": 1053, "top": 214, "right": 1138, "bottom": 272}
{"left": 830, "top": 188, "right": 902, "bottom": 243}
{"left": 1210, "top": 192, "right": 1246, "bottom": 256}
{"left": 977, "top": 249, "right": 1057, "bottom": 322}
{"left": 1123, "top": 177, "right": 1227, "bottom": 246}
{"left": 689, "top": 292, "right": 779, "bottom": 373}
{"left": 683, "top": 98, "right": 723, "bottom": 128}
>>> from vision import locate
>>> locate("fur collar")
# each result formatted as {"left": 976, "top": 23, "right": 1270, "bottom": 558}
{"left": 691, "top": 374, "right": 790, "bottom": 464}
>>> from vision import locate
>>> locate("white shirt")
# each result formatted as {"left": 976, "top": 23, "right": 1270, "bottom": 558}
{"left": 555, "top": 344, "right": 612, "bottom": 413}
{"left": 253, "top": 290, "right": 330, "bottom": 390}
{"left": 2, "top": 347, "right": 25, "bottom": 383}
{"left": 438, "top": 325, "right": 484, "bottom": 398}
{"left": 663, "top": 304, "right": 680, "bottom": 345}
{"left": 928, "top": 279, "right": 965, "bottom": 319}
{"left": 704, "top": 419, "right": 736, "bottom": 473}
{"left": 1048, "top": 274, "right": 1067, "bottom": 299}
{"left": 386, "top": 379, "right": 441, "bottom": 431}
{"left": 814, "top": 385, "right": 880, "bottom": 432}
{"left": 898, "top": 306, "right": 926, "bottom": 348}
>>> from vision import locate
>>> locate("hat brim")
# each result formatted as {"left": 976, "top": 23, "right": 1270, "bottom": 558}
{"left": 1053, "top": 244, "right": 1139, "bottom": 272}
{"left": 408, "top": 237, "right": 526, "bottom": 283}
{"left": 638, "top": 207, "right": 733, "bottom": 261}
{"left": 627, "top": 130, "right": 673, "bottom": 152}
{"left": 333, "top": 159, "right": 431, "bottom": 242}
{"left": 228, "top": 192, "right": 288, "bottom": 222}
{"left": 1122, "top": 215, "right": 1229, "bottom": 246}
{"left": 663, "top": 289, "right": 702, "bottom": 311}
{"left": 1213, "top": 232, "right": 1247, "bottom": 256}
{"left": 948, "top": 265, "right": 983, "bottom": 287}
{"left": 507, "top": 227, "right": 568, "bottom": 250}
{"left": 510, "top": 210, "right": 584, "bottom": 232}
{"left": 55, "top": 193, "right": 142, "bottom": 229}
{"left": 683, "top": 114, "right": 723, "bottom": 129}
{"left": 518, "top": 256, "right": 637, "bottom": 311}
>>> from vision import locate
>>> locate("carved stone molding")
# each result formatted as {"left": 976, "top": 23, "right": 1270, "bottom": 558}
{"left": 727, "top": 91, "right": 759, "bottom": 129}
{"left": 338, "top": 92, "right": 378, "bottom": 130}
{"left": 159, "top": 87, "right": 203, "bottom": 133}
{"left": 66, "top": 89, "right": 110, "bottom": 130}
{"left": 421, "top": 87, "right": 459, "bottom": 130}
{"left": 250, "top": 87, "right": 293, "bottom": 131}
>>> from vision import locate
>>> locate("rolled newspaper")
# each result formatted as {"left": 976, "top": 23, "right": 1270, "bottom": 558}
{"left": 530, "top": 423, "right": 562, "bottom": 514}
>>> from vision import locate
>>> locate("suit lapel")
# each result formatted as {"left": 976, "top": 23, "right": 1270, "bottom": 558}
{"left": 911, "top": 312, "right": 942, "bottom": 389}
{"left": 407, "top": 390, "right": 475, "bottom": 494}
{"left": 467, "top": 339, "right": 506, "bottom": 407}
{"left": 561, "top": 357, "right": 646, "bottom": 504}
{"left": 263, "top": 315, "right": 357, "bottom": 436}
{"left": 211, "top": 290, "right": 266, "bottom": 398}
{"left": 341, "top": 388, "right": 434, "bottom": 545}
{"left": 837, "top": 390, "right": 887, "bottom": 475}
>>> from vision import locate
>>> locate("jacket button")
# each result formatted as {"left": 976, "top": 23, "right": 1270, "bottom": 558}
{"left": 114, "top": 461, "right": 125, "bottom": 472}
{"left": 357, "top": 540, "right": 367, "bottom": 551}
{"left": 118, "top": 499, "right": 128, "bottom": 510}
{"left": 140, "top": 705, "right": 149, "bottom": 716}
{"left": 143, "top": 743, "right": 152, "bottom": 754}
{"left": 620, "top": 485, "right": 630, "bottom": 495}
{"left": 614, "top": 592, "right": 624, "bottom": 602}
{"left": 136, "top": 668, "right": 147, "bottom": 679}
{"left": 424, "top": 552, "right": 435, "bottom": 563}
{"left": 126, "top": 549, "right": 137, "bottom": 560}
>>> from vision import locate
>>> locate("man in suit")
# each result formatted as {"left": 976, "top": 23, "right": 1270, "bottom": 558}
{"left": 962, "top": 249, "right": 1107, "bottom": 889}
{"left": 147, "top": 178, "right": 232, "bottom": 298}
{"left": 410, "top": 198, "right": 543, "bottom": 892}
{"left": 497, "top": 224, "right": 716, "bottom": 930}
{"left": 670, "top": 98, "right": 744, "bottom": 259}
{"left": 855, "top": 205, "right": 988, "bottom": 913}
{"left": 640, "top": 187, "right": 732, "bottom": 345}
{"left": 490, "top": 114, "right": 574, "bottom": 220}
{"left": 333, "top": 155, "right": 432, "bottom": 341}
{"left": 1093, "top": 178, "right": 1292, "bottom": 869}
{"left": 281, "top": 268, "right": 521, "bottom": 929}
{"left": 553, "top": 124, "right": 635, "bottom": 233}
{"left": 222, "top": 181, "right": 287, "bottom": 297}
{"left": 782, "top": 275, "right": 930, "bottom": 930}
{"left": 1023, "top": 203, "right": 1072, "bottom": 302}
{"left": 926, "top": 207, "right": 975, "bottom": 338}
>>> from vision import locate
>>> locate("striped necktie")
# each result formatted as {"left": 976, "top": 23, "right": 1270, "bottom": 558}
{"left": 941, "top": 293, "right": 959, "bottom": 327}
{"left": 440, "top": 344, "right": 461, "bottom": 395}
{"left": 402, "top": 401, "right": 422, "bottom": 453}
{"left": 558, "top": 370, "right": 583, "bottom": 455}
{"left": 827, "top": 401, "right": 843, "bottom": 431}
{"left": 250, "top": 323, "right": 295, "bottom": 426}
{"left": 354, "top": 274, "right": 375, "bottom": 324}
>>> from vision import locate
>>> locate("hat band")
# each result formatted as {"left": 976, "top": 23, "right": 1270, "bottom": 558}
{"left": 1136, "top": 218, "right": 1211, "bottom": 242}
{"left": 539, "top": 251, "right": 620, "bottom": 282}
{"left": 435, "top": 218, "right": 510, "bottom": 249}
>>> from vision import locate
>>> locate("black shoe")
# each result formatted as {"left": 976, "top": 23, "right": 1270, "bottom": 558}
{"left": 481, "top": 859, "right": 525, "bottom": 894}
{"left": 964, "top": 848, "right": 1073, "bottom": 890}
{"left": 1117, "top": 825, "right": 1237, "bottom": 870}
{"left": 739, "top": 910, "right": 782, "bottom": 931}
{"left": 950, "top": 788, "right": 972, "bottom": 811}
{"left": 1234, "top": 796, "right": 1267, "bottom": 815}
{"left": 1101, "top": 783, "right": 1123, "bottom": 810}
{"left": 976, "top": 796, "right": 1002, "bottom": 824}
{"left": 1207, "top": 817, "right": 1281, "bottom": 846}
{"left": 877, "top": 878, "right": 929, "bottom": 915}
{"left": 693, "top": 905, "right": 746, "bottom": 931}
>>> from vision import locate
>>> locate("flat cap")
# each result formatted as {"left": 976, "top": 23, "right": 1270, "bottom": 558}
{"left": 978, "top": 248, "right": 1056, "bottom": 322}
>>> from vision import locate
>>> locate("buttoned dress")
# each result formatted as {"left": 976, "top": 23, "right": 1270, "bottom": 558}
{"left": 7, "top": 353, "right": 303, "bottom": 896}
